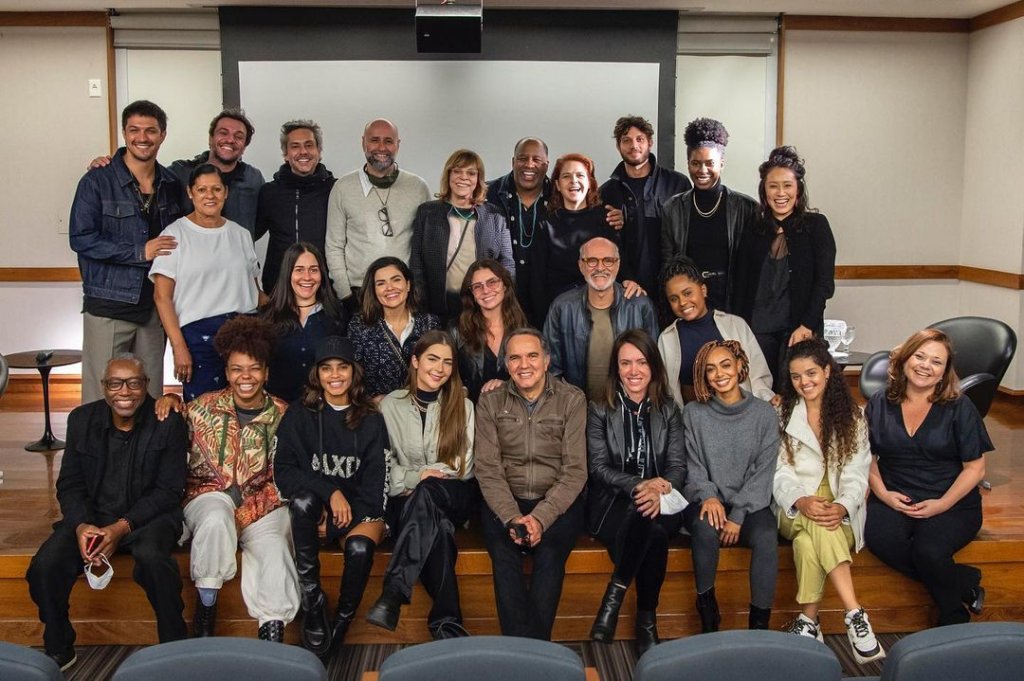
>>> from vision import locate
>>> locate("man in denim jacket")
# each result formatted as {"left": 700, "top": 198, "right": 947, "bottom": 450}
{"left": 70, "top": 100, "right": 183, "bottom": 402}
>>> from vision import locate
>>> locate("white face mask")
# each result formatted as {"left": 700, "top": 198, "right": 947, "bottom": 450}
{"left": 85, "top": 554, "right": 114, "bottom": 590}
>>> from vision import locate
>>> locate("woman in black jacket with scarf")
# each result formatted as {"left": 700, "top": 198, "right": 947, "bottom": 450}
{"left": 587, "top": 329, "right": 686, "bottom": 655}
{"left": 735, "top": 146, "right": 836, "bottom": 392}
{"left": 274, "top": 336, "right": 387, "bottom": 657}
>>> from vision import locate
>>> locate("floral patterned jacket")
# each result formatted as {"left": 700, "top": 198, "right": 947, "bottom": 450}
{"left": 183, "top": 389, "right": 288, "bottom": 530}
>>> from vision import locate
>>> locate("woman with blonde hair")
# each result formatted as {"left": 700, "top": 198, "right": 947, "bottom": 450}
{"left": 366, "top": 330, "right": 478, "bottom": 639}
{"left": 864, "top": 328, "right": 991, "bottom": 626}
{"left": 410, "top": 149, "right": 515, "bottom": 325}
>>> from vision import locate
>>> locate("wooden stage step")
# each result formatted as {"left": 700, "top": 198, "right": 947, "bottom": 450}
{"left": 2, "top": 529, "right": 1022, "bottom": 646}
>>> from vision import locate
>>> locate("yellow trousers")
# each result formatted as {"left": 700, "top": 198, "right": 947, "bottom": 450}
{"left": 778, "top": 475, "right": 854, "bottom": 604}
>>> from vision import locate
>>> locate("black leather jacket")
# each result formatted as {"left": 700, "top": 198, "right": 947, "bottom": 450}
{"left": 585, "top": 397, "right": 686, "bottom": 535}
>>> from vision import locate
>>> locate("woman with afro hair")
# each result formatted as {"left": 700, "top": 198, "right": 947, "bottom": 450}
{"left": 661, "top": 118, "right": 758, "bottom": 314}
{"left": 156, "top": 315, "right": 299, "bottom": 643}
{"left": 774, "top": 339, "right": 884, "bottom": 664}
{"left": 734, "top": 146, "right": 836, "bottom": 392}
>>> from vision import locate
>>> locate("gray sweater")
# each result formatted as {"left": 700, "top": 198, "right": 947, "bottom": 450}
{"left": 682, "top": 391, "right": 779, "bottom": 525}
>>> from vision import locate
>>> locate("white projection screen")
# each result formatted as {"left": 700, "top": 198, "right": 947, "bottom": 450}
{"left": 238, "top": 60, "right": 661, "bottom": 187}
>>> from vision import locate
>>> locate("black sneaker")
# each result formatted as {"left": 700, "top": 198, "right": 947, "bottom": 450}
{"left": 428, "top": 618, "right": 471, "bottom": 640}
{"left": 46, "top": 647, "right": 77, "bottom": 672}
{"left": 258, "top": 619, "right": 285, "bottom": 642}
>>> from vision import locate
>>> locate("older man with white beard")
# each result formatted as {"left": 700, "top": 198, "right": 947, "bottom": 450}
{"left": 542, "top": 236, "right": 659, "bottom": 401}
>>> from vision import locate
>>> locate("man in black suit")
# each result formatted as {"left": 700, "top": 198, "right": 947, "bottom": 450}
{"left": 26, "top": 355, "right": 188, "bottom": 671}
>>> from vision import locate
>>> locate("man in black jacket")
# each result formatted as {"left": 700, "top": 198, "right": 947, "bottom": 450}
{"left": 600, "top": 115, "right": 691, "bottom": 295}
{"left": 255, "top": 119, "right": 337, "bottom": 293}
{"left": 26, "top": 355, "right": 188, "bottom": 671}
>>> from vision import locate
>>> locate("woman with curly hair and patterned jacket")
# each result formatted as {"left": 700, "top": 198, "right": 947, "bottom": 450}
{"left": 774, "top": 339, "right": 884, "bottom": 664}
{"left": 157, "top": 315, "right": 299, "bottom": 643}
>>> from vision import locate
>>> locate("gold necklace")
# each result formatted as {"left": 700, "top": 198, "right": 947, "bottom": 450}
{"left": 693, "top": 189, "right": 723, "bottom": 218}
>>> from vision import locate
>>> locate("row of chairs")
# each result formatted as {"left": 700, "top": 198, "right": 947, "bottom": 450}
{"left": 2, "top": 623, "right": 1022, "bottom": 680}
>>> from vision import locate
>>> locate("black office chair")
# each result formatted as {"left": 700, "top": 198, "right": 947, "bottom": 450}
{"left": 0, "top": 352, "right": 9, "bottom": 398}
{"left": 930, "top": 316, "right": 1017, "bottom": 418}
{"left": 859, "top": 350, "right": 890, "bottom": 401}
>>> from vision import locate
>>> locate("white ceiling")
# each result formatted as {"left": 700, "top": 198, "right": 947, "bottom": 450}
{"left": 0, "top": 0, "right": 1011, "bottom": 21}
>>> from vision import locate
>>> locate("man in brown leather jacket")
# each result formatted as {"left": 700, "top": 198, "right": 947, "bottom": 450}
{"left": 474, "top": 327, "right": 587, "bottom": 640}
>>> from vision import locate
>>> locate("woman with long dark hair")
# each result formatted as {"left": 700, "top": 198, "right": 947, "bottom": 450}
{"left": 347, "top": 256, "right": 440, "bottom": 400}
{"left": 774, "top": 339, "right": 883, "bottom": 664}
{"left": 682, "top": 339, "right": 779, "bottom": 633}
{"left": 587, "top": 329, "right": 686, "bottom": 656}
{"left": 451, "top": 259, "right": 528, "bottom": 401}
{"left": 409, "top": 149, "right": 515, "bottom": 326}
{"left": 273, "top": 336, "right": 388, "bottom": 655}
{"left": 735, "top": 146, "right": 836, "bottom": 391}
{"left": 366, "top": 330, "right": 478, "bottom": 639}
{"left": 261, "top": 242, "right": 348, "bottom": 402}
{"left": 864, "top": 329, "right": 991, "bottom": 627}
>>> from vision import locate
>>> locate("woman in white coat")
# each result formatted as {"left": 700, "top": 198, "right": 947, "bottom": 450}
{"left": 774, "top": 339, "right": 884, "bottom": 665}
{"left": 657, "top": 256, "right": 774, "bottom": 406}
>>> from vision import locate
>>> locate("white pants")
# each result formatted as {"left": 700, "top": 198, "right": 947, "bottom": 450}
{"left": 184, "top": 491, "right": 300, "bottom": 626}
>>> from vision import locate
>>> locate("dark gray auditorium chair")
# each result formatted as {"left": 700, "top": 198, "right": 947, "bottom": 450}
{"left": 634, "top": 629, "right": 842, "bottom": 681}
{"left": 0, "top": 642, "right": 62, "bottom": 681}
{"left": 378, "top": 636, "right": 586, "bottom": 681}
{"left": 111, "top": 638, "right": 326, "bottom": 681}
{"left": 878, "top": 622, "right": 1024, "bottom": 681}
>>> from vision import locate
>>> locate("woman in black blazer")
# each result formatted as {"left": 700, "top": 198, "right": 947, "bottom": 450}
{"left": 735, "top": 146, "right": 836, "bottom": 391}
{"left": 409, "top": 149, "right": 516, "bottom": 326}
{"left": 587, "top": 329, "right": 687, "bottom": 656}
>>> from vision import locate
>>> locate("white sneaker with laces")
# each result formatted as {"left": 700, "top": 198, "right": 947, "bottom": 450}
{"left": 784, "top": 614, "right": 823, "bottom": 642}
{"left": 845, "top": 608, "right": 886, "bottom": 664}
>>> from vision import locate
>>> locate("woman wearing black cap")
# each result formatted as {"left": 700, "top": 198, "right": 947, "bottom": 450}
{"left": 274, "top": 336, "right": 388, "bottom": 656}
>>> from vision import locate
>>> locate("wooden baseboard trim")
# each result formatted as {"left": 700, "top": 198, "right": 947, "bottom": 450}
{"left": 784, "top": 15, "right": 970, "bottom": 33}
{"left": 971, "top": 1, "right": 1024, "bottom": 31}
{"left": 0, "top": 12, "right": 108, "bottom": 27}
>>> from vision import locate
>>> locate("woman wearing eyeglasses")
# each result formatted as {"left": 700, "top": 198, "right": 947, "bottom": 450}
{"left": 410, "top": 149, "right": 516, "bottom": 327}
{"left": 347, "top": 256, "right": 440, "bottom": 400}
{"left": 450, "top": 259, "right": 529, "bottom": 402}
{"left": 661, "top": 118, "right": 758, "bottom": 314}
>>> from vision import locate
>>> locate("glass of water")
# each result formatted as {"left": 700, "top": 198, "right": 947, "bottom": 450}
{"left": 841, "top": 325, "right": 856, "bottom": 353}
{"left": 824, "top": 326, "right": 843, "bottom": 354}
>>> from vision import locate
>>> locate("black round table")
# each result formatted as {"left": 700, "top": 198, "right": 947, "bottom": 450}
{"left": 6, "top": 349, "right": 82, "bottom": 451}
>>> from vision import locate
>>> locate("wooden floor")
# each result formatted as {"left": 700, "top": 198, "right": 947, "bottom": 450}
{"left": 1, "top": 381, "right": 1022, "bottom": 647}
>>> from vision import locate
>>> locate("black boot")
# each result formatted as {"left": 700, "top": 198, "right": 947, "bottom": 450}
{"left": 749, "top": 604, "right": 772, "bottom": 630}
{"left": 635, "top": 610, "right": 659, "bottom": 657}
{"left": 366, "top": 587, "right": 403, "bottom": 631}
{"left": 332, "top": 535, "right": 376, "bottom": 649}
{"left": 291, "top": 492, "right": 333, "bottom": 656}
{"left": 591, "top": 580, "right": 628, "bottom": 643}
{"left": 192, "top": 594, "right": 217, "bottom": 638}
{"left": 695, "top": 587, "right": 720, "bottom": 634}
{"left": 258, "top": 619, "right": 285, "bottom": 642}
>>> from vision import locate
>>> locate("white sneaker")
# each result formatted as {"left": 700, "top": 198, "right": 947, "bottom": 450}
{"left": 784, "top": 614, "right": 823, "bottom": 642}
{"left": 845, "top": 608, "right": 885, "bottom": 664}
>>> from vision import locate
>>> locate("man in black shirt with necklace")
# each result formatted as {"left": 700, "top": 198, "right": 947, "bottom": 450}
{"left": 26, "top": 355, "right": 188, "bottom": 671}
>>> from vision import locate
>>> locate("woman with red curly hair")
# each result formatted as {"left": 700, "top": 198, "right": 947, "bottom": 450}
{"left": 864, "top": 328, "right": 991, "bottom": 627}
{"left": 529, "top": 153, "right": 621, "bottom": 319}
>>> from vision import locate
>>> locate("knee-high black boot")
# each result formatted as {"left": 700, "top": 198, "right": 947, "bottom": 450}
{"left": 332, "top": 535, "right": 376, "bottom": 648}
{"left": 290, "top": 491, "right": 332, "bottom": 656}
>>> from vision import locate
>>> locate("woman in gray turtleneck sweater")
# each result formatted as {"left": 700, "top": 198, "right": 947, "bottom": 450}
{"left": 682, "top": 339, "right": 779, "bottom": 633}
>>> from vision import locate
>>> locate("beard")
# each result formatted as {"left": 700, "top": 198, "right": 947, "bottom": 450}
{"left": 366, "top": 151, "right": 395, "bottom": 173}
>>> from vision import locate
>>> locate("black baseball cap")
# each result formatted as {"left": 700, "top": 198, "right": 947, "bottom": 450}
{"left": 314, "top": 336, "right": 357, "bottom": 365}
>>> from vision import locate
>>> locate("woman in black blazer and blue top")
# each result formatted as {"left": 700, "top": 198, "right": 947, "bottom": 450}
{"left": 587, "top": 329, "right": 686, "bottom": 656}
{"left": 735, "top": 146, "right": 836, "bottom": 391}
{"left": 410, "top": 149, "right": 515, "bottom": 326}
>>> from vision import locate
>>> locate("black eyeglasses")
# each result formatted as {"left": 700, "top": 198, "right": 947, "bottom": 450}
{"left": 102, "top": 377, "right": 149, "bottom": 391}
{"left": 378, "top": 206, "right": 394, "bottom": 237}
{"left": 581, "top": 256, "right": 619, "bottom": 269}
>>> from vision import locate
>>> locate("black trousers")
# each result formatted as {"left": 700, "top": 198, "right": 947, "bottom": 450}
{"left": 864, "top": 495, "right": 982, "bottom": 625}
{"left": 595, "top": 498, "right": 682, "bottom": 611}
{"left": 26, "top": 515, "right": 186, "bottom": 653}
{"left": 685, "top": 505, "right": 778, "bottom": 609}
{"left": 383, "top": 477, "right": 479, "bottom": 625}
{"left": 481, "top": 496, "right": 584, "bottom": 640}
{"left": 755, "top": 329, "right": 789, "bottom": 394}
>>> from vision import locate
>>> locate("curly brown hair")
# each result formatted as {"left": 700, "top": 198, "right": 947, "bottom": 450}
{"left": 613, "top": 115, "right": 654, "bottom": 142}
{"left": 885, "top": 328, "right": 961, "bottom": 404}
{"left": 691, "top": 339, "right": 750, "bottom": 403}
{"left": 779, "top": 339, "right": 862, "bottom": 468}
{"left": 212, "top": 315, "right": 275, "bottom": 365}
